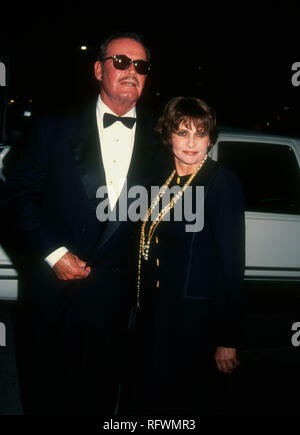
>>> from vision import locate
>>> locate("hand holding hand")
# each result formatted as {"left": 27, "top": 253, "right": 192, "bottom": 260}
{"left": 214, "top": 346, "right": 240, "bottom": 374}
{"left": 53, "top": 251, "right": 91, "bottom": 280}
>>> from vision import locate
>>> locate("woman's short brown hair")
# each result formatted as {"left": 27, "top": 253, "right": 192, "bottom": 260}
{"left": 155, "top": 96, "right": 218, "bottom": 149}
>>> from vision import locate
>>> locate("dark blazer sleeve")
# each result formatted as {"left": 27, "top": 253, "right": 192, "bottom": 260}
{"left": 4, "top": 117, "right": 61, "bottom": 259}
{"left": 207, "top": 167, "right": 246, "bottom": 347}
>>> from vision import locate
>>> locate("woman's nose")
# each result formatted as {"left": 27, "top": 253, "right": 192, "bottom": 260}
{"left": 187, "top": 135, "right": 196, "bottom": 148}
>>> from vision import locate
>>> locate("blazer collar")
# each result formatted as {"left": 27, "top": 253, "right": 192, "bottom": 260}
{"left": 69, "top": 99, "right": 106, "bottom": 209}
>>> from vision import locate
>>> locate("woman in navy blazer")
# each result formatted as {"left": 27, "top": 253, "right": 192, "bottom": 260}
{"left": 121, "top": 96, "right": 245, "bottom": 415}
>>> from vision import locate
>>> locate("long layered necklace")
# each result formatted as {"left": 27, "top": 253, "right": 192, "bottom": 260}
{"left": 136, "top": 153, "right": 208, "bottom": 308}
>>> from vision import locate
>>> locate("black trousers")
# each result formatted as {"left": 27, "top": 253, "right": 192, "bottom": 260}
{"left": 15, "top": 308, "right": 122, "bottom": 416}
{"left": 14, "top": 275, "right": 129, "bottom": 417}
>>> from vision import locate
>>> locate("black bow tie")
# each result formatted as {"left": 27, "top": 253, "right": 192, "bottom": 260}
{"left": 103, "top": 112, "right": 136, "bottom": 129}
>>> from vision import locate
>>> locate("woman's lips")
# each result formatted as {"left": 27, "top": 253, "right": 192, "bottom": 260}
{"left": 183, "top": 151, "right": 198, "bottom": 155}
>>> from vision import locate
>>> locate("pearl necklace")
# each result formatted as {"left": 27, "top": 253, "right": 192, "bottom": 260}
{"left": 136, "top": 153, "right": 208, "bottom": 307}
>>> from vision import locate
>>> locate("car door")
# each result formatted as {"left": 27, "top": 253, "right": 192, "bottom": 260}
{"left": 211, "top": 132, "right": 300, "bottom": 281}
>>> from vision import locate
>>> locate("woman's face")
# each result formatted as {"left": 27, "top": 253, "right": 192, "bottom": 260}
{"left": 171, "top": 121, "right": 210, "bottom": 175}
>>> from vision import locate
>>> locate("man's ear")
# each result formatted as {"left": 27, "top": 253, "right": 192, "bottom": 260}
{"left": 94, "top": 61, "right": 103, "bottom": 81}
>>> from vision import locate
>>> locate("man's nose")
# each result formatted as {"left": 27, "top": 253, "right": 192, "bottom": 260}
{"left": 127, "top": 63, "right": 137, "bottom": 74}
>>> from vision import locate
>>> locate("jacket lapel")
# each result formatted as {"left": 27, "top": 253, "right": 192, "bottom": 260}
{"left": 127, "top": 109, "right": 155, "bottom": 191}
{"left": 69, "top": 101, "right": 106, "bottom": 210}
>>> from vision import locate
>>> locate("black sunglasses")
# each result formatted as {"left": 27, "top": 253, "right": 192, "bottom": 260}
{"left": 102, "top": 54, "right": 151, "bottom": 75}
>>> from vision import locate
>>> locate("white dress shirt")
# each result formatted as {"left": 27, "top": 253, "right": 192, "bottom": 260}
{"left": 45, "top": 96, "right": 136, "bottom": 267}
{"left": 96, "top": 96, "right": 136, "bottom": 210}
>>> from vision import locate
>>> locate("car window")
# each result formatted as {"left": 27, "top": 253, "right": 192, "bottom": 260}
{"left": 218, "top": 141, "right": 300, "bottom": 214}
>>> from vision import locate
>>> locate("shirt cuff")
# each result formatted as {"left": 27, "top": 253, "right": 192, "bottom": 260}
{"left": 44, "top": 247, "right": 69, "bottom": 267}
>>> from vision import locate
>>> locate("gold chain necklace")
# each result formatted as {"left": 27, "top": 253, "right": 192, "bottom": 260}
{"left": 136, "top": 153, "right": 208, "bottom": 307}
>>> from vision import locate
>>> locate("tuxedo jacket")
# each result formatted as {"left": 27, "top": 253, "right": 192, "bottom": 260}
{"left": 5, "top": 99, "right": 157, "bottom": 337}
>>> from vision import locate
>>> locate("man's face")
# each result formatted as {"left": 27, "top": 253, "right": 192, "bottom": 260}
{"left": 94, "top": 38, "right": 148, "bottom": 113}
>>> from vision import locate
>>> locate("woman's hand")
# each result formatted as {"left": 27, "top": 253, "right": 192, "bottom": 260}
{"left": 214, "top": 346, "right": 240, "bottom": 374}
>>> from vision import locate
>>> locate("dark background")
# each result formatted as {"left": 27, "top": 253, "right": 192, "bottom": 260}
{"left": 1, "top": 1, "right": 300, "bottom": 418}
{"left": 1, "top": 1, "right": 300, "bottom": 140}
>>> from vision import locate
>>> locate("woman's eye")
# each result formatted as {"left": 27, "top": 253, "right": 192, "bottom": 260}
{"left": 177, "top": 130, "right": 187, "bottom": 136}
{"left": 196, "top": 131, "right": 206, "bottom": 138}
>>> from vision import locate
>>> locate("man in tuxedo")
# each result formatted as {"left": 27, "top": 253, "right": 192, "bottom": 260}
{"left": 4, "top": 32, "right": 155, "bottom": 415}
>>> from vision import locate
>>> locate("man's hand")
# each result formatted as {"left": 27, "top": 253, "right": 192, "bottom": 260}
{"left": 53, "top": 251, "right": 91, "bottom": 280}
{"left": 214, "top": 346, "right": 240, "bottom": 374}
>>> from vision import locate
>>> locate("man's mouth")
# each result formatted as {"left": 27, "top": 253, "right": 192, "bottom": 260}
{"left": 120, "top": 77, "right": 138, "bottom": 87}
{"left": 120, "top": 80, "right": 138, "bottom": 87}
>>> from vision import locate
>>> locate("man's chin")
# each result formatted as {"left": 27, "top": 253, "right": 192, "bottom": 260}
{"left": 119, "top": 91, "right": 140, "bottom": 104}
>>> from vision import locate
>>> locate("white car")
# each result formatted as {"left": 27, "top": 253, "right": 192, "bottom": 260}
{"left": 0, "top": 144, "right": 10, "bottom": 181}
{"left": 0, "top": 144, "right": 18, "bottom": 300}
{"left": 210, "top": 127, "right": 300, "bottom": 282}
{"left": 1, "top": 128, "right": 300, "bottom": 300}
